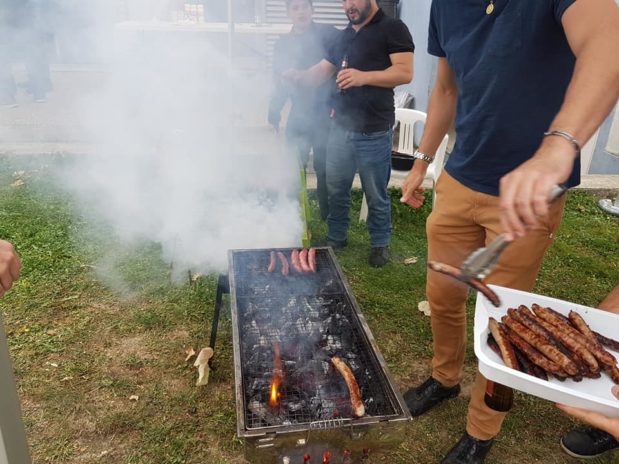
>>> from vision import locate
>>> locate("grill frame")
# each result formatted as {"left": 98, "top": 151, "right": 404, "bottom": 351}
{"left": 229, "top": 247, "right": 411, "bottom": 439}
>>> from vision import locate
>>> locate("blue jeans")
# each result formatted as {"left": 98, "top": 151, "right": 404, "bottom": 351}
{"left": 326, "top": 123, "right": 393, "bottom": 247}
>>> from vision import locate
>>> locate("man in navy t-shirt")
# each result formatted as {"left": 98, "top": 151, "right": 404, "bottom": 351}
{"left": 400, "top": 0, "right": 619, "bottom": 462}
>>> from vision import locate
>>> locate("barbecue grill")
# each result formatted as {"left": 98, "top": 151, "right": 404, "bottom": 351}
{"left": 210, "top": 247, "right": 411, "bottom": 463}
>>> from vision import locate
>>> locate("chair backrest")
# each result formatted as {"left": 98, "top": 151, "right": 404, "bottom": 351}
{"left": 395, "top": 108, "right": 426, "bottom": 155}
{"left": 580, "top": 128, "right": 600, "bottom": 176}
{"left": 395, "top": 108, "right": 449, "bottom": 181}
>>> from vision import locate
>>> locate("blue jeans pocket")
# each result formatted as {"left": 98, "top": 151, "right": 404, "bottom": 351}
{"left": 361, "top": 129, "right": 391, "bottom": 138}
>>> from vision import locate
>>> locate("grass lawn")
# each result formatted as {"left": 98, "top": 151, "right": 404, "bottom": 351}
{"left": 0, "top": 154, "right": 618, "bottom": 464}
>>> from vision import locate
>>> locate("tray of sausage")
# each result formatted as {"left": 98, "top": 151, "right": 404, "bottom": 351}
{"left": 474, "top": 285, "right": 619, "bottom": 417}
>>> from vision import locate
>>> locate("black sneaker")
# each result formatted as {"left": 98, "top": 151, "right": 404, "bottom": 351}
{"left": 560, "top": 427, "right": 619, "bottom": 459}
{"left": 369, "top": 246, "right": 389, "bottom": 267}
{"left": 403, "top": 377, "right": 460, "bottom": 417}
{"left": 442, "top": 432, "right": 494, "bottom": 464}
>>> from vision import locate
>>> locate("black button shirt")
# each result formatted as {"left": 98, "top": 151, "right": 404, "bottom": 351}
{"left": 326, "top": 9, "right": 414, "bottom": 133}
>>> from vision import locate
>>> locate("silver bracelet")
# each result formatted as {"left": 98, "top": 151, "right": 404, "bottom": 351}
{"left": 412, "top": 150, "right": 434, "bottom": 164}
{"left": 543, "top": 130, "right": 581, "bottom": 154}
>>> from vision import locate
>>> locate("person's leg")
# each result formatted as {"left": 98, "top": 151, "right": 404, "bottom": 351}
{"left": 465, "top": 193, "right": 567, "bottom": 440}
{"left": 326, "top": 123, "right": 356, "bottom": 246}
{"left": 311, "top": 120, "right": 330, "bottom": 220}
{"left": 286, "top": 123, "right": 311, "bottom": 170}
{"left": 23, "top": 30, "right": 52, "bottom": 101}
{"left": 0, "top": 44, "right": 16, "bottom": 105}
{"left": 426, "top": 173, "right": 486, "bottom": 388}
{"left": 353, "top": 128, "right": 393, "bottom": 249}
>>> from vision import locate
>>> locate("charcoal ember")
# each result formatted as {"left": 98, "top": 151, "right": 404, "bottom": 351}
{"left": 283, "top": 359, "right": 297, "bottom": 370}
{"left": 248, "top": 399, "right": 283, "bottom": 426}
{"left": 285, "top": 399, "right": 306, "bottom": 413}
{"left": 246, "top": 350, "right": 272, "bottom": 371}
{"left": 248, "top": 377, "right": 270, "bottom": 395}
{"left": 344, "top": 355, "right": 361, "bottom": 373}
{"left": 321, "top": 334, "right": 343, "bottom": 355}
{"left": 319, "top": 278, "right": 339, "bottom": 294}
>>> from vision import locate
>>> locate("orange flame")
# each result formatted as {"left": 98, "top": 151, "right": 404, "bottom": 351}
{"left": 269, "top": 341, "right": 283, "bottom": 408}
{"left": 269, "top": 376, "right": 280, "bottom": 407}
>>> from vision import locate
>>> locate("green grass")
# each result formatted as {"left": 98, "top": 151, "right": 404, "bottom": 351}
{"left": 0, "top": 154, "right": 618, "bottom": 463}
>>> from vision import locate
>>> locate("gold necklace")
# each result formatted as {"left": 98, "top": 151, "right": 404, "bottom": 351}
{"left": 486, "top": 0, "right": 494, "bottom": 14}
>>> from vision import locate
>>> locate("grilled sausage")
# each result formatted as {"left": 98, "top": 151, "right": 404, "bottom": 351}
{"left": 308, "top": 248, "right": 317, "bottom": 272}
{"left": 277, "top": 252, "right": 289, "bottom": 276}
{"left": 331, "top": 357, "right": 365, "bottom": 417}
{"left": 518, "top": 307, "right": 589, "bottom": 376}
{"left": 604, "top": 365, "right": 619, "bottom": 385}
{"left": 534, "top": 316, "right": 600, "bottom": 373}
{"left": 502, "top": 325, "right": 564, "bottom": 375}
{"left": 488, "top": 318, "right": 519, "bottom": 370}
{"left": 595, "top": 332, "right": 619, "bottom": 352}
{"left": 569, "top": 310, "right": 598, "bottom": 343}
{"left": 501, "top": 315, "right": 580, "bottom": 376}
{"left": 487, "top": 333, "right": 502, "bottom": 358}
{"left": 534, "top": 307, "right": 616, "bottom": 367}
{"left": 290, "top": 249, "right": 303, "bottom": 273}
{"left": 299, "top": 249, "right": 311, "bottom": 273}
{"left": 267, "top": 251, "right": 277, "bottom": 273}
{"left": 428, "top": 261, "right": 501, "bottom": 307}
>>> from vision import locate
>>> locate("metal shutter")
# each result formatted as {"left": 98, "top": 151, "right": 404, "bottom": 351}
{"left": 265, "top": 1, "right": 348, "bottom": 26}
{"left": 263, "top": 1, "right": 347, "bottom": 65}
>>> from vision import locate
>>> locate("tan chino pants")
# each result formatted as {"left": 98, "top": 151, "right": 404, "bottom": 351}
{"left": 426, "top": 172, "right": 566, "bottom": 440}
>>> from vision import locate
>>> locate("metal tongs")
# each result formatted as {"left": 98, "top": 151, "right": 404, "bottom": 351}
{"left": 428, "top": 185, "right": 567, "bottom": 307}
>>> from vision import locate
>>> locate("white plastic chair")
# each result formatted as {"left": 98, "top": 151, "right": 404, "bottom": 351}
{"left": 580, "top": 129, "right": 600, "bottom": 176}
{"left": 359, "top": 108, "right": 449, "bottom": 222}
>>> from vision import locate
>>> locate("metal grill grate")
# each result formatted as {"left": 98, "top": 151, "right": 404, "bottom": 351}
{"left": 229, "top": 248, "right": 403, "bottom": 434}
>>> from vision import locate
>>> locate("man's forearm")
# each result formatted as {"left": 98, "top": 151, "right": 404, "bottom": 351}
{"left": 550, "top": 3, "right": 619, "bottom": 148}
{"left": 296, "top": 60, "right": 335, "bottom": 87}
{"left": 417, "top": 83, "right": 458, "bottom": 159}
{"left": 363, "top": 64, "right": 413, "bottom": 88}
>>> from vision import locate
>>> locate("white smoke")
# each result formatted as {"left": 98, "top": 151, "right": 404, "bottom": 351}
{"left": 24, "top": 1, "right": 303, "bottom": 276}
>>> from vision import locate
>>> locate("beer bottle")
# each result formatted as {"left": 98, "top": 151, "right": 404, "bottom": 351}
{"left": 337, "top": 54, "right": 349, "bottom": 95}
{"left": 484, "top": 380, "right": 513, "bottom": 412}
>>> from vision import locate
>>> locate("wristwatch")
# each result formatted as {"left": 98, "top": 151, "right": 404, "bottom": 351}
{"left": 412, "top": 150, "right": 434, "bottom": 164}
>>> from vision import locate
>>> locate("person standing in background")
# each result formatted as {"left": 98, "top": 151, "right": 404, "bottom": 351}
{"left": 0, "top": 0, "right": 53, "bottom": 106}
{"left": 268, "top": 0, "right": 340, "bottom": 221}
{"left": 284, "top": 0, "right": 414, "bottom": 267}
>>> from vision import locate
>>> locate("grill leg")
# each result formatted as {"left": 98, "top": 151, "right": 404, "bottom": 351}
{"left": 209, "top": 274, "right": 229, "bottom": 367}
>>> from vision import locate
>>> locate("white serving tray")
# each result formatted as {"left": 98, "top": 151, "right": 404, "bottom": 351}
{"left": 474, "top": 285, "right": 619, "bottom": 417}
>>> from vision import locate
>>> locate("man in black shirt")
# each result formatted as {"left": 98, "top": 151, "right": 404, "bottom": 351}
{"left": 285, "top": 0, "right": 413, "bottom": 267}
{"left": 268, "top": 0, "right": 339, "bottom": 220}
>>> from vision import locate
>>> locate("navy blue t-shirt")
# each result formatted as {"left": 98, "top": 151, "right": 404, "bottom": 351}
{"left": 428, "top": 0, "right": 580, "bottom": 196}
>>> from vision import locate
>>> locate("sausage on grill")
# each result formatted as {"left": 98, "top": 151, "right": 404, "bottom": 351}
{"left": 331, "top": 357, "right": 365, "bottom": 418}
{"left": 277, "top": 252, "right": 289, "bottom": 276}
{"left": 267, "top": 251, "right": 277, "bottom": 273}
{"left": 308, "top": 248, "right": 317, "bottom": 272}
{"left": 290, "top": 250, "right": 303, "bottom": 273}
{"left": 299, "top": 249, "right": 311, "bottom": 273}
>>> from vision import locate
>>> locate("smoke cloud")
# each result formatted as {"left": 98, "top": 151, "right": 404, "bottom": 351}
{"left": 5, "top": 1, "right": 304, "bottom": 277}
